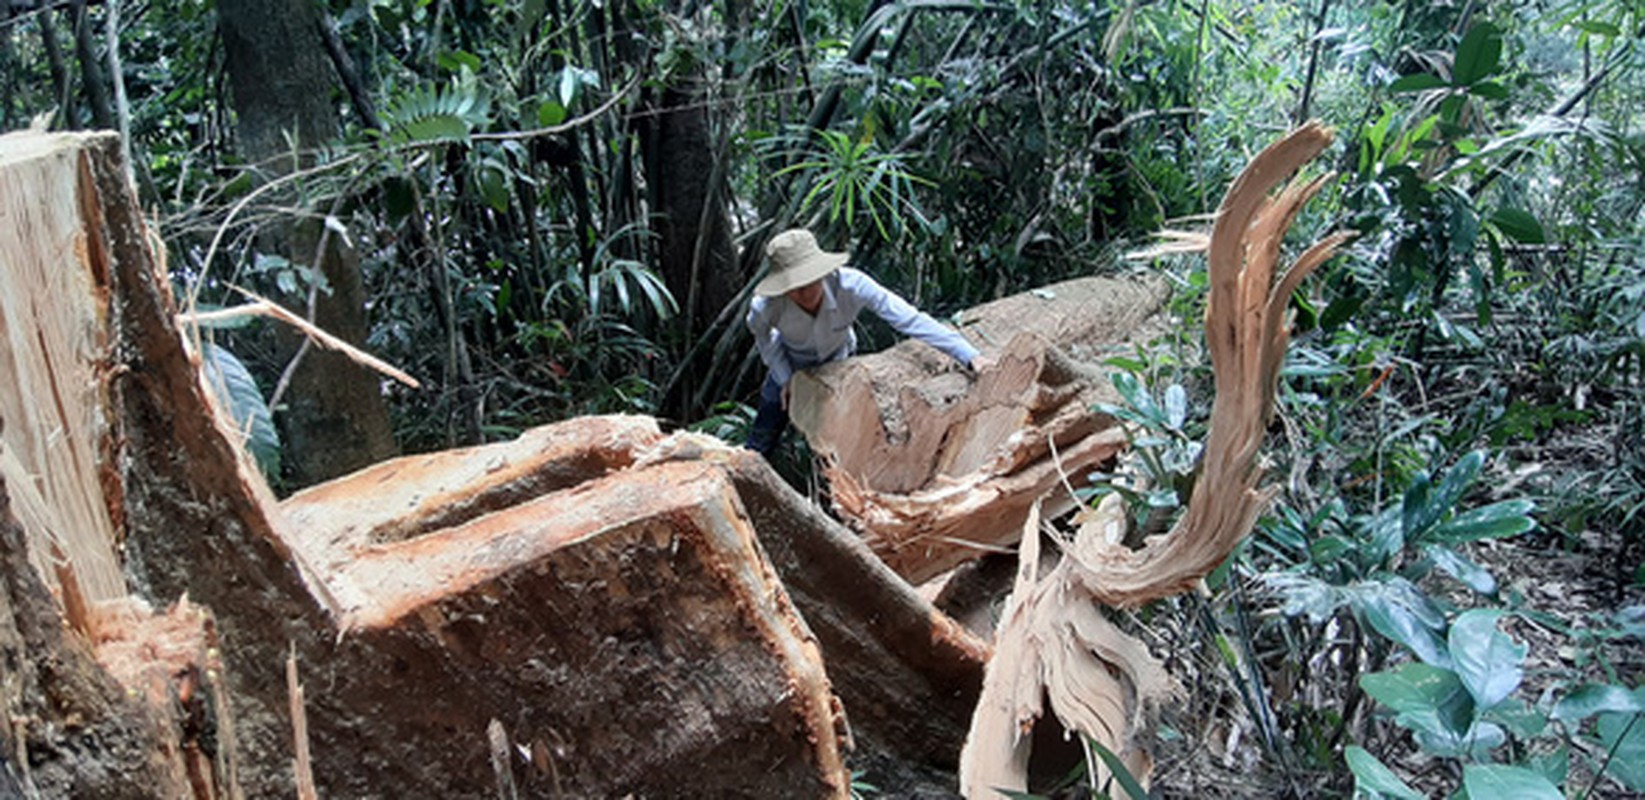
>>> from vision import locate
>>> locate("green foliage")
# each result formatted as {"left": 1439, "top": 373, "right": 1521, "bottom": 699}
{"left": 1088, "top": 369, "right": 1202, "bottom": 527}
{"left": 379, "top": 77, "right": 492, "bottom": 146}
{"left": 771, "top": 126, "right": 935, "bottom": 243}
{"left": 200, "top": 341, "right": 282, "bottom": 480}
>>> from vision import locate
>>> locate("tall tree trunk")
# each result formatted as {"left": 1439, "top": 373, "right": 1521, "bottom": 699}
{"left": 645, "top": 80, "right": 739, "bottom": 340}
{"left": 38, "top": 9, "right": 74, "bottom": 125}
{"left": 68, "top": 0, "right": 113, "bottom": 130}
{"left": 217, "top": 0, "right": 396, "bottom": 487}
{"left": 643, "top": 47, "right": 740, "bottom": 419}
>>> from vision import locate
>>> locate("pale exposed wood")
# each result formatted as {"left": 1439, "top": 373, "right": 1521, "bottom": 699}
{"left": 91, "top": 595, "right": 237, "bottom": 799}
{"left": 961, "top": 122, "right": 1350, "bottom": 798}
{"left": 179, "top": 295, "right": 421, "bottom": 389}
{"left": 0, "top": 478, "right": 200, "bottom": 798}
{"left": 278, "top": 414, "right": 662, "bottom": 582}
{"left": 286, "top": 647, "right": 316, "bottom": 800}
{"left": 791, "top": 274, "right": 1169, "bottom": 584}
{"left": 0, "top": 129, "right": 126, "bottom": 606}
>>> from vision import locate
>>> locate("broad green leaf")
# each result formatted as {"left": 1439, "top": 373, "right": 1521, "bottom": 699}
{"left": 184, "top": 303, "right": 253, "bottom": 330}
{"left": 1461, "top": 764, "right": 1561, "bottom": 800}
{"left": 1109, "top": 371, "right": 1158, "bottom": 422}
{"left": 1435, "top": 452, "right": 1484, "bottom": 511}
{"left": 1401, "top": 471, "right": 1433, "bottom": 539}
{"left": 1482, "top": 697, "right": 1547, "bottom": 738}
{"left": 394, "top": 114, "right": 470, "bottom": 145}
{"left": 1408, "top": 451, "right": 1483, "bottom": 541}
{"left": 1554, "top": 684, "right": 1645, "bottom": 722}
{"left": 1389, "top": 73, "right": 1447, "bottom": 93}
{"left": 1526, "top": 741, "right": 1569, "bottom": 786}
{"left": 1468, "top": 80, "right": 1509, "bottom": 100}
{"left": 1367, "top": 506, "right": 1405, "bottom": 562}
{"left": 478, "top": 167, "right": 509, "bottom": 213}
{"left": 1309, "top": 535, "right": 1353, "bottom": 562}
{"left": 538, "top": 99, "right": 567, "bottom": 127}
{"left": 1163, "top": 384, "right": 1187, "bottom": 430}
{"left": 1488, "top": 208, "right": 1546, "bottom": 244}
{"left": 1425, "top": 544, "right": 1497, "bottom": 595}
{"left": 1360, "top": 582, "right": 1452, "bottom": 668}
{"left": 201, "top": 342, "right": 281, "bottom": 478}
{"left": 1345, "top": 746, "right": 1423, "bottom": 799}
{"left": 1433, "top": 500, "right": 1537, "bottom": 543}
{"left": 1454, "top": 22, "right": 1504, "bottom": 86}
{"left": 1595, "top": 712, "right": 1645, "bottom": 789}
{"left": 1361, "top": 663, "right": 1465, "bottom": 715}
{"left": 1450, "top": 610, "right": 1525, "bottom": 710}
{"left": 1410, "top": 716, "right": 1503, "bottom": 759}
{"left": 558, "top": 67, "right": 581, "bottom": 107}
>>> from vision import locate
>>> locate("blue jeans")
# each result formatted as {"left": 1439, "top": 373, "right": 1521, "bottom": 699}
{"left": 745, "top": 373, "right": 789, "bottom": 456}
{"left": 745, "top": 352, "right": 832, "bottom": 457}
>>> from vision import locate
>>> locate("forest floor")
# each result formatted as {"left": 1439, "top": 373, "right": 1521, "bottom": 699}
{"left": 1150, "top": 523, "right": 1645, "bottom": 800}
{"left": 842, "top": 486, "right": 1644, "bottom": 799}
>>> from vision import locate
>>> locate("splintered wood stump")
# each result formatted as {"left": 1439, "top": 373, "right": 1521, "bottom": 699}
{"left": 0, "top": 131, "right": 240, "bottom": 798}
{"left": 0, "top": 479, "right": 214, "bottom": 799}
{"left": 0, "top": 131, "right": 128, "bottom": 613}
{"left": 961, "top": 122, "right": 1353, "bottom": 798}
{"left": 789, "top": 275, "right": 1168, "bottom": 584}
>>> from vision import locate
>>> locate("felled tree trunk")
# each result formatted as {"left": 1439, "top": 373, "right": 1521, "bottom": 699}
{"left": 789, "top": 274, "right": 1169, "bottom": 584}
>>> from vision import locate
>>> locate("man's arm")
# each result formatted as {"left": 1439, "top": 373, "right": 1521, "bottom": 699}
{"left": 843, "top": 268, "right": 981, "bottom": 367}
{"left": 746, "top": 298, "right": 797, "bottom": 386}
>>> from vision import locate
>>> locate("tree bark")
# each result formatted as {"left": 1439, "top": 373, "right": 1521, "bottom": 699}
{"left": 643, "top": 77, "right": 740, "bottom": 342}
{"left": 68, "top": 0, "right": 112, "bottom": 130}
{"left": 217, "top": 0, "right": 397, "bottom": 487}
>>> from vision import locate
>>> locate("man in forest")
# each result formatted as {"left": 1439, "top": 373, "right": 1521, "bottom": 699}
{"left": 744, "top": 227, "right": 991, "bottom": 456}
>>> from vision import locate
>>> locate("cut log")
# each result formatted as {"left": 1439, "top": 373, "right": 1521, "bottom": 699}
{"left": 717, "top": 446, "right": 991, "bottom": 768}
{"left": 285, "top": 454, "right": 849, "bottom": 797}
{"left": 789, "top": 274, "right": 1168, "bottom": 584}
{"left": 283, "top": 424, "right": 991, "bottom": 775}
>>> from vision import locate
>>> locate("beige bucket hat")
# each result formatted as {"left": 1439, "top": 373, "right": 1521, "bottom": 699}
{"left": 755, "top": 228, "right": 849, "bottom": 297}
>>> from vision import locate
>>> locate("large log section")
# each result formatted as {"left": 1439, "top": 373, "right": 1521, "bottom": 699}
{"left": 790, "top": 275, "right": 1169, "bottom": 584}
{"left": 0, "top": 129, "right": 989, "bottom": 797}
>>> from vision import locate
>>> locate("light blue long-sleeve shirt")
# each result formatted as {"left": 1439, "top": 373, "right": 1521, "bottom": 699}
{"left": 746, "top": 266, "right": 979, "bottom": 387}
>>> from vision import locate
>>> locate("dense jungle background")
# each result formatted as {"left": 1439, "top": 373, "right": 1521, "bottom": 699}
{"left": 1, "top": 0, "right": 1641, "bottom": 796}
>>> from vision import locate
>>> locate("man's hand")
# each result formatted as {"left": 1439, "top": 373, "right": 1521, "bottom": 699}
{"left": 969, "top": 353, "right": 996, "bottom": 373}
